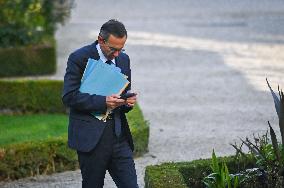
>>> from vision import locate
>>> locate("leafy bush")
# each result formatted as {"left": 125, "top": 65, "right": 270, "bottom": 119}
{"left": 0, "top": 40, "right": 56, "bottom": 77}
{"left": 0, "top": 79, "right": 149, "bottom": 151}
{"left": 0, "top": 80, "right": 65, "bottom": 113}
{"left": 0, "top": 80, "right": 150, "bottom": 152}
{"left": 0, "top": 137, "right": 78, "bottom": 180}
{"left": 228, "top": 80, "right": 284, "bottom": 187}
{"left": 144, "top": 156, "right": 255, "bottom": 188}
{"left": 0, "top": 79, "right": 149, "bottom": 180}
{"left": 127, "top": 104, "right": 149, "bottom": 156}
{"left": 0, "top": 107, "right": 149, "bottom": 180}
{"left": 145, "top": 79, "right": 284, "bottom": 188}
{"left": 203, "top": 150, "right": 240, "bottom": 188}
{"left": 0, "top": 0, "right": 74, "bottom": 47}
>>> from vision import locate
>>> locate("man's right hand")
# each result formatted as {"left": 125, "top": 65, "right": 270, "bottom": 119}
{"left": 106, "top": 94, "right": 126, "bottom": 110}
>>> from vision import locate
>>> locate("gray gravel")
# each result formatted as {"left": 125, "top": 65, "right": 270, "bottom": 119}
{"left": 1, "top": 0, "right": 284, "bottom": 187}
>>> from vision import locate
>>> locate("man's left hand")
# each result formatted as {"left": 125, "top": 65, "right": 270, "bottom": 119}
{"left": 125, "top": 94, "right": 137, "bottom": 107}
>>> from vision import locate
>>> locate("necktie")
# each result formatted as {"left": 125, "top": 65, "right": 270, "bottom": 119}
{"left": 114, "top": 110, "right": 122, "bottom": 137}
{"left": 105, "top": 60, "right": 113, "bottom": 65}
{"left": 105, "top": 60, "right": 121, "bottom": 137}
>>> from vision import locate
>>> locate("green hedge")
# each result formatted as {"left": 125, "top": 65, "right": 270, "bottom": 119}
{"left": 145, "top": 156, "right": 255, "bottom": 188}
{"left": 0, "top": 41, "right": 56, "bottom": 77}
{"left": 0, "top": 79, "right": 149, "bottom": 180}
{"left": 0, "top": 109, "right": 149, "bottom": 181}
{"left": 127, "top": 104, "right": 150, "bottom": 157}
{"left": 0, "top": 108, "right": 149, "bottom": 181}
{"left": 0, "top": 79, "right": 64, "bottom": 113}
{"left": 0, "top": 137, "right": 78, "bottom": 181}
{"left": 0, "top": 79, "right": 149, "bottom": 154}
{"left": 0, "top": 106, "right": 149, "bottom": 181}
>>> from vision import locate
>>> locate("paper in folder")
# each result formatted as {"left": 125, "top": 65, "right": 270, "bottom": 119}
{"left": 79, "top": 58, "right": 129, "bottom": 121}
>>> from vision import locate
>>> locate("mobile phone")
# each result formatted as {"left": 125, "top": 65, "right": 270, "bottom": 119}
{"left": 120, "top": 93, "right": 136, "bottom": 100}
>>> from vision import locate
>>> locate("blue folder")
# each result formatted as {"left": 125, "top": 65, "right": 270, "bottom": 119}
{"left": 79, "top": 58, "right": 129, "bottom": 120}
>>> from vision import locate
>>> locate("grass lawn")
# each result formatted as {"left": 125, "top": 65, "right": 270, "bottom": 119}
{"left": 0, "top": 114, "right": 68, "bottom": 146}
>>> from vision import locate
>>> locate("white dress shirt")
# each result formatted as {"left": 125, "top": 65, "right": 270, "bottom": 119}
{"left": 96, "top": 43, "right": 116, "bottom": 65}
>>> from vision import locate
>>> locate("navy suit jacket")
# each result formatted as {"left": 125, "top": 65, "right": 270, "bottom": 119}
{"left": 62, "top": 41, "right": 134, "bottom": 152}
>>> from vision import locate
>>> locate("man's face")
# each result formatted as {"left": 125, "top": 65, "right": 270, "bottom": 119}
{"left": 98, "top": 34, "right": 127, "bottom": 60}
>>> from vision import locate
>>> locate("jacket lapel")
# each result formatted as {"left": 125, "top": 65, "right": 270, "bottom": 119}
{"left": 115, "top": 56, "right": 125, "bottom": 73}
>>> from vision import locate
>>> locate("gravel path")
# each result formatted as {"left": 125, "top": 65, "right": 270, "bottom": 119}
{"left": 1, "top": 0, "right": 284, "bottom": 187}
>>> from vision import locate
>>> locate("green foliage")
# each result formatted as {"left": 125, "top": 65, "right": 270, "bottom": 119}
{"left": 266, "top": 79, "right": 284, "bottom": 146}
{"left": 145, "top": 156, "right": 255, "bottom": 188}
{"left": 269, "top": 122, "right": 281, "bottom": 163}
{"left": 0, "top": 0, "right": 74, "bottom": 47}
{"left": 0, "top": 80, "right": 149, "bottom": 154}
{"left": 203, "top": 150, "right": 240, "bottom": 188}
{"left": 0, "top": 80, "right": 149, "bottom": 180}
{"left": 0, "top": 109, "right": 149, "bottom": 180}
{"left": 145, "top": 80, "right": 284, "bottom": 188}
{"left": 145, "top": 162, "right": 194, "bottom": 188}
{"left": 127, "top": 104, "right": 149, "bottom": 156}
{"left": 232, "top": 132, "right": 284, "bottom": 187}
{"left": 0, "top": 138, "right": 78, "bottom": 180}
{"left": 228, "top": 81, "right": 284, "bottom": 187}
{"left": 0, "top": 80, "right": 65, "bottom": 113}
{"left": 0, "top": 40, "right": 56, "bottom": 77}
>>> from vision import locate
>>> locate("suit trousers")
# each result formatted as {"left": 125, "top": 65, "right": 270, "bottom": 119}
{"left": 77, "top": 118, "right": 138, "bottom": 188}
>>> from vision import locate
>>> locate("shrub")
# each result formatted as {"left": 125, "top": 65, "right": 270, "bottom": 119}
{"left": 203, "top": 150, "right": 240, "bottom": 188}
{"left": 127, "top": 104, "right": 150, "bottom": 156}
{"left": 0, "top": 79, "right": 65, "bottom": 113}
{"left": 0, "top": 39, "right": 56, "bottom": 77}
{"left": 226, "top": 80, "right": 284, "bottom": 187}
{"left": 145, "top": 156, "right": 255, "bottom": 188}
{"left": 0, "top": 137, "right": 78, "bottom": 181}
{"left": 0, "top": 108, "right": 149, "bottom": 181}
{"left": 0, "top": 0, "right": 74, "bottom": 47}
{"left": 0, "top": 111, "right": 149, "bottom": 181}
{"left": 0, "top": 0, "right": 73, "bottom": 77}
{"left": 0, "top": 79, "right": 149, "bottom": 180}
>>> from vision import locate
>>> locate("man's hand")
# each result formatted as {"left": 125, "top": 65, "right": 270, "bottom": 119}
{"left": 106, "top": 94, "right": 126, "bottom": 110}
{"left": 125, "top": 93, "right": 137, "bottom": 107}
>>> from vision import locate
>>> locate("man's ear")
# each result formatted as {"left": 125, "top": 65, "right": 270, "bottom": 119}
{"left": 98, "top": 35, "right": 104, "bottom": 44}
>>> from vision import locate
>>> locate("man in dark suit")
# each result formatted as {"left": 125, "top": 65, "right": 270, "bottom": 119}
{"left": 62, "top": 19, "right": 138, "bottom": 188}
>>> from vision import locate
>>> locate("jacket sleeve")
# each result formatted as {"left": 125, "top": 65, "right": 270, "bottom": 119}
{"left": 62, "top": 52, "right": 107, "bottom": 113}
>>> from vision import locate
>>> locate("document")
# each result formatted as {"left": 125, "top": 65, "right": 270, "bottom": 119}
{"left": 80, "top": 58, "right": 129, "bottom": 121}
